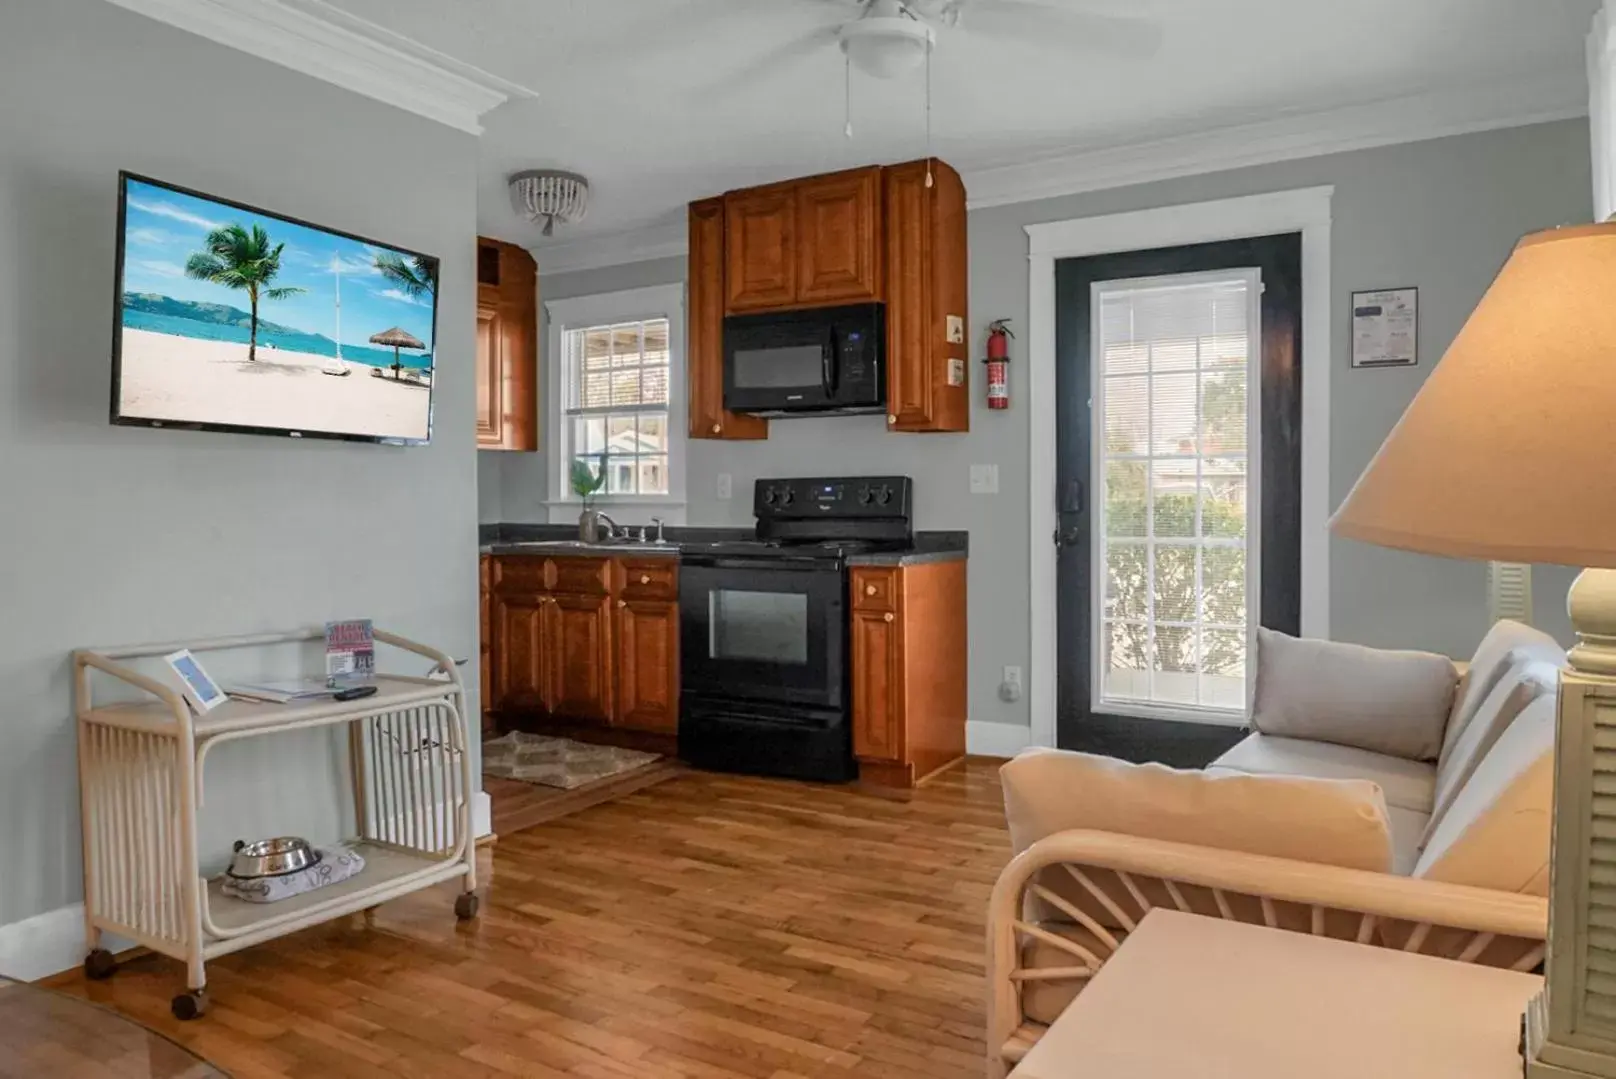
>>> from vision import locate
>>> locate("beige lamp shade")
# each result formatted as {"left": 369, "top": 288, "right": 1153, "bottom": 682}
{"left": 1331, "top": 223, "right": 1616, "bottom": 569}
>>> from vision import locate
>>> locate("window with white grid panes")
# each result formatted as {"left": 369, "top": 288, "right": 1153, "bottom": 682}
{"left": 1090, "top": 269, "right": 1262, "bottom": 724}
{"left": 563, "top": 318, "right": 671, "bottom": 497}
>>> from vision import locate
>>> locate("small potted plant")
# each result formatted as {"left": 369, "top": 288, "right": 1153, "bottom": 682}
{"left": 571, "top": 455, "right": 607, "bottom": 542}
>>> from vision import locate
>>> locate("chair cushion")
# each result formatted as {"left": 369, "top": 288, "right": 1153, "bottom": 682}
{"left": 1002, "top": 749, "right": 1392, "bottom": 871}
{"left": 1414, "top": 694, "right": 1555, "bottom": 895}
{"left": 1421, "top": 657, "right": 1559, "bottom": 849}
{"left": 1440, "top": 620, "right": 1564, "bottom": 771}
{"left": 1212, "top": 732, "right": 1437, "bottom": 814}
{"left": 1252, "top": 628, "right": 1457, "bottom": 762}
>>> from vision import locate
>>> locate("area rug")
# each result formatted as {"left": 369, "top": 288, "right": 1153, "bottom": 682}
{"left": 482, "top": 732, "right": 661, "bottom": 790}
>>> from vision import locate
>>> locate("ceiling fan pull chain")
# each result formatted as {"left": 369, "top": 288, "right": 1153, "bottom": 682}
{"left": 924, "top": 36, "right": 934, "bottom": 187}
{"left": 845, "top": 52, "right": 854, "bottom": 139}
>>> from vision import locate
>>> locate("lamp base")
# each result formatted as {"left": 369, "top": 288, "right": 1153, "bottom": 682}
{"left": 1568, "top": 568, "right": 1616, "bottom": 676}
{"left": 1526, "top": 989, "right": 1616, "bottom": 1077}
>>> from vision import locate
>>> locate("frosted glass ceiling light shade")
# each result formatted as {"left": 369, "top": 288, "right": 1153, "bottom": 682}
{"left": 839, "top": 17, "right": 934, "bottom": 79}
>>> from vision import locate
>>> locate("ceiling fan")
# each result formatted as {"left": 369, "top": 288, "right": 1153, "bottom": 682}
{"left": 694, "top": 0, "right": 1164, "bottom": 88}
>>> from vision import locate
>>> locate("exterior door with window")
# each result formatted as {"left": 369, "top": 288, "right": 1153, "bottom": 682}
{"left": 1054, "top": 235, "right": 1302, "bottom": 766}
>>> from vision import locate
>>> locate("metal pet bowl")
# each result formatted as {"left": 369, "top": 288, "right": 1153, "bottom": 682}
{"left": 228, "top": 837, "right": 320, "bottom": 879}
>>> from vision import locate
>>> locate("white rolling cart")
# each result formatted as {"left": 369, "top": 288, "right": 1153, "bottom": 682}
{"left": 72, "top": 628, "right": 479, "bottom": 1019}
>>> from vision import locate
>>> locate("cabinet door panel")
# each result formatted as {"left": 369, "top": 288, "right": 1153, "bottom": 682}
{"left": 852, "top": 607, "right": 904, "bottom": 763}
{"left": 550, "top": 593, "right": 613, "bottom": 723}
{"left": 495, "top": 594, "right": 548, "bottom": 712}
{"left": 796, "top": 169, "right": 882, "bottom": 306}
{"left": 689, "top": 199, "right": 767, "bottom": 441}
{"left": 725, "top": 188, "right": 797, "bottom": 313}
{"left": 883, "top": 164, "right": 934, "bottom": 430}
{"left": 475, "top": 301, "right": 504, "bottom": 445}
{"left": 615, "top": 599, "right": 679, "bottom": 733}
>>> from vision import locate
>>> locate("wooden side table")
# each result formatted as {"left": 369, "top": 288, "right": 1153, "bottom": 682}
{"left": 1011, "top": 909, "right": 1542, "bottom": 1079}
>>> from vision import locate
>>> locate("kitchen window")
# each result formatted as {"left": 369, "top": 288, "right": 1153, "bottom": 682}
{"left": 546, "top": 284, "right": 686, "bottom": 520}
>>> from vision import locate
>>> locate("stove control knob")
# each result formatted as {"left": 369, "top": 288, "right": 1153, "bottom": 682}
{"left": 762, "top": 488, "right": 778, "bottom": 505}
{"left": 780, "top": 488, "right": 796, "bottom": 506}
{"left": 858, "top": 486, "right": 874, "bottom": 505}
{"left": 876, "top": 485, "right": 893, "bottom": 506}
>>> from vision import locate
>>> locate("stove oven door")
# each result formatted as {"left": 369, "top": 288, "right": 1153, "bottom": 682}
{"left": 678, "top": 555, "right": 845, "bottom": 710}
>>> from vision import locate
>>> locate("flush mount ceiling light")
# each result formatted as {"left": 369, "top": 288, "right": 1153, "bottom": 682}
{"left": 838, "top": 5, "right": 935, "bottom": 79}
{"left": 508, "top": 169, "right": 590, "bottom": 237}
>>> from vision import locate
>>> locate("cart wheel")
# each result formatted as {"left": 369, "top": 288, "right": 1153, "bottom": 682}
{"left": 83, "top": 949, "right": 117, "bottom": 981}
{"left": 454, "top": 892, "right": 480, "bottom": 920}
{"left": 170, "top": 990, "right": 209, "bottom": 1021}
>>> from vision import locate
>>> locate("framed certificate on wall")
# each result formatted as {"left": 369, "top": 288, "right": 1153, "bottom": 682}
{"left": 1351, "top": 288, "right": 1419, "bottom": 368}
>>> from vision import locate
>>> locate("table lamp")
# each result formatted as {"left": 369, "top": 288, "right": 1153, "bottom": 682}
{"left": 1332, "top": 221, "right": 1616, "bottom": 1078}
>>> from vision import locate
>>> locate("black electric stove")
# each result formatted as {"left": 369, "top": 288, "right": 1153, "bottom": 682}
{"left": 678, "top": 476, "right": 914, "bottom": 782}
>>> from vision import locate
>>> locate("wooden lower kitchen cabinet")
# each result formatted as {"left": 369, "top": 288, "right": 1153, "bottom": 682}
{"left": 487, "top": 554, "right": 679, "bottom": 737}
{"left": 850, "top": 560, "right": 968, "bottom": 789}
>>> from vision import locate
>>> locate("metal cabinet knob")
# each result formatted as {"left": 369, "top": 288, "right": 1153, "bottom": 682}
{"left": 641, "top": 575, "right": 651, "bottom": 585}
{"left": 618, "top": 600, "right": 627, "bottom": 609}
{"left": 883, "top": 612, "right": 895, "bottom": 623}
{"left": 712, "top": 423, "right": 722, "bottom": 434}
{"left": 888, "top": 414, "right": 897, "bottom": 425}
{"left": 865, "top": 584, "right": 877, "bottom": 596}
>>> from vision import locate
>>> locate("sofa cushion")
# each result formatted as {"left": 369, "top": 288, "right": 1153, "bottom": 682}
{"left": 1414, "top": 694, "right": 1555, "bottom": 895}
{"left": 1440, "top": 620, "right": 1564, "bottom": 772}
{"left": 1211, "top": 732, "right": 1437, "bottom": 814}
{"left": 1002, "top": 749, "right": 1392, "bottom": 872}
{"left": 1251, "top": 628, "right": 1457, "bottom": 762}
{"left": 1421, "top": 657, "right": 1558, "bottom": 849}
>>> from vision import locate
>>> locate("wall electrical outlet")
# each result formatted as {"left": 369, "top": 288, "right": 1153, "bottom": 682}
{"left": 969, "top": 464, "right": 1000, "bottom": 495}
{"left": 1000, "top": 665, "right": 1023, "bottom": 703}
{"left": 716, "top": 473, "right": 733, "bottom": 501}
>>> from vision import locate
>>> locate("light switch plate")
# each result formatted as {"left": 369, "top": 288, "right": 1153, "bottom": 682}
{"left": 946, "top": 314, "right": 965, "bottom": 344}
{"left": 969, "top": 464, "right": 1000, "bottom": 495}
{"left": 716, "top": 473, "right": 733, "bottom": 501}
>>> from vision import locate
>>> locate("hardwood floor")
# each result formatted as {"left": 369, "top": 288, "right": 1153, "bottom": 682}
{"left": 50, "top": 761, "right": 1011, "bottom": 1078}
{"left": 486, "top": 761, "right": 687, "bottom": 837}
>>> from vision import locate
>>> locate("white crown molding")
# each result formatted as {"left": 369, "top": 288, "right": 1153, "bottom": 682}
{"left": 102, "top": 0, "right": 535, "bottom": 135}
{"left": 967, "top": 69, "right": 1587, "bottom": 210}
{"left": 533, "top": 222, "right": 690, "bottom": 276}
{"left": 516, "top": 67, "right": 1586, "bottom": 280}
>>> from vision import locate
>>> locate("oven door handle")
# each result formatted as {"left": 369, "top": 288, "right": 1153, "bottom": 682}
{"left": 682, "top": 555, "right": 838, "bottom": 572}
{"left": 822, "top": 327, "right": 838, "bottom": 399}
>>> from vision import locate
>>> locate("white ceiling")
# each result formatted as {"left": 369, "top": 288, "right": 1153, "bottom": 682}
{"left": 323, "top": 0, "right": 1597, "bottom": 252}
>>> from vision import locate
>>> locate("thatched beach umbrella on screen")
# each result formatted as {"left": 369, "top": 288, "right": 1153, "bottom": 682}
{"left": 369, "top": 326, "right": 425, "bottom": 381}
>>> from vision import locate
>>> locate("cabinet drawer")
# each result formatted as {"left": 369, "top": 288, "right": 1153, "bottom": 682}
{"left": 493, "top": 556, "right": 552, "bottom": 594}
{"left": 852, "top": 567, "right": 899, "bottom": 612}
{"left": 619, "top": 559, "right": 678, "bottom": 600}
{"left": 551, "top": 556, "right": 612, "bottom": 596}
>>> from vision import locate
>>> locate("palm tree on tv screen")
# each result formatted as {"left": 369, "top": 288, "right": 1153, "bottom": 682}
{"left": 374, "top": 252, "right": 437, "bottom": 299}
{"left": 184, "top": 224, "right": 305, "bottom": 362}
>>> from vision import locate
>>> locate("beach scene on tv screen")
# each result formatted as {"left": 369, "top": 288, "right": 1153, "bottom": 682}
{"left": 115, "top": 178, "right": 438, "bottom": 441}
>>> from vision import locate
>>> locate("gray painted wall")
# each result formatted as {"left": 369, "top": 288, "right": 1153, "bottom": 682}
{"left": 0, "top": 1, "right": 480, "bottom": 926}
{"left": 486, "top": 120, "right": 1592, "bottom": 733}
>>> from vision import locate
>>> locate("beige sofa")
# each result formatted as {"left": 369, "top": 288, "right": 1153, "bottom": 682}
{"left": 986, "top": 620, "right": 1566, "bottom": 1078}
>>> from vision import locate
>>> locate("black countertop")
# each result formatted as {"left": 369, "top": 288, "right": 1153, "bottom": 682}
{"left": 479, "top": 523, "right": 967, "bottom": 563}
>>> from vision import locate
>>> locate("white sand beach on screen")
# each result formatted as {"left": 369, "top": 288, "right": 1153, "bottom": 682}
{"left": 117, "top": 328, "right": 430, "bottom": 439}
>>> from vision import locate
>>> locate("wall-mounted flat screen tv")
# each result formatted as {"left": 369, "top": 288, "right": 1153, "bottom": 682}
{"left": 111, "top": 172, "right": 440, "bottom": 445}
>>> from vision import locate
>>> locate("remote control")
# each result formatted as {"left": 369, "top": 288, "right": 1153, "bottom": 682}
{"left": 333, "top": 685, "right": 379, "bottom": 702}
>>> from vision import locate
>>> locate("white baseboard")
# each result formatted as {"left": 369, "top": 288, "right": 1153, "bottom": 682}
{"left": 0, "top": 904, "right": 133, "bottom": 983}
{"left": 967, "top": 721, "right": 1033, "bottom": 759}
{"left": 0, "top": 788, "right": 492, "bottom": 984}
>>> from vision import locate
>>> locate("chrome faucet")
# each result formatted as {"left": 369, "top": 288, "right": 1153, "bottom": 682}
{"left": 594, "top": 512, "right": 622, "bottom": 541}
{"left": 651, "top": 517, "right": 666, "bottom": 543}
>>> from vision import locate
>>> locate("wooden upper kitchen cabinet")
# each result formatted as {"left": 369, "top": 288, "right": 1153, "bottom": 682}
{"left": 724, "top": 183, "right": 798, "bottom": 313}
{"left": 851, "top": 560, "right": 968, "bottom": 790}
{"left": 794, "top": 167, "right": 884, "bottom": 307}
{"left": 475, "top": 237, "right": 538, "bottom": 451}
{"left": 884, "top": 159, "right": 969, "bottom": 433}
{"left": 689, "top": 199, "right": 768, "bottom": 442}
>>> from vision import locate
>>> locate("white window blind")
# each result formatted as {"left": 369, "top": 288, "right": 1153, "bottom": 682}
{"left": 1091, "top": 270, "right": 1262, "bottom": 723}
{"left": 563, "top": 318, "right": 671, "bottom": 497}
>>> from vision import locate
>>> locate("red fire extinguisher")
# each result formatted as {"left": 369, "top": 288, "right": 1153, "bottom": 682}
{"left": 984, "top": 320, "right": 1013, "bottom": 410}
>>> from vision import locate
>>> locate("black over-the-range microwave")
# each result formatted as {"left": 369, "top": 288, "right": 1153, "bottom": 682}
{"left": 722, "top": 302, "right": 886, "bottom": 417}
